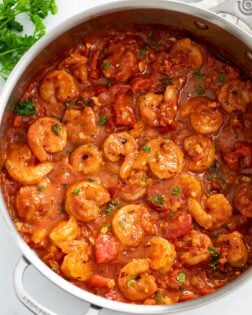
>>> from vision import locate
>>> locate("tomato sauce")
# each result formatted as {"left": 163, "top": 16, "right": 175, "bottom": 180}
{"left": 1, "top": 24, "right": 252, "bottom": 305}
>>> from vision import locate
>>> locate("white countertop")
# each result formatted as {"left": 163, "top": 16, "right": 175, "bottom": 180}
{"left": 0, "top": 0, "right": 251, "bottom": 314}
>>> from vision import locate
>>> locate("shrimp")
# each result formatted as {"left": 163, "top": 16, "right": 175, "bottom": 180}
{"left": 147, "top": 237, "right": 176, "bottom": 273}
{"left": 187, "top": 194, "right": 232, "bottom": 230}
{"left": 180, "top": 97, "right": 223, "bottom": 134}
{"left": 5, "top": 145, "right": 53, "bottom": 185}
{"left": 39, "top": 70, "right": 79, "bottom": 104}
{"left": 218, "top": 80, "right": 252, "bottom": 113}
{"left": 159, "top": 85, "right": 178, "bottom": 128}
{"left": 15, "top": 178, "right": 50, "bottom": 221}
{"left": 27, "top": 117, "right": 67, "bottom": 162}
{"left": 175, "top": 173, "right": 202, "bottom": 199}
{"left": 103, "top": 132, "right": 137, "bottom": 179}
{"left": 217, "top": 231, "right": 248, "bottom": 268}
{"left": 147, "top": 138, "right": 184, "bottom": 179}
{"left": 63, "top": 107, "right": 98, "bottom": 145}
{"left": 120, "top": 171, "right": 148, "bottom": 201}
{"left": 118, "top": 259, "right": 158, "bottom": 301}
{"left": 183, "top": 135, "right": 215, "bottom": 172}
{"left": 61, "top": 242, "right": 92, "bottom": 281}
{"left": 59, "top": 52, "right": 88, "bottom": 84}
{"left": 112, "top": 205, "right": 155, "bottom": 247}
{"left": 179, "top": 230, "right": 213, "bottom": 266}
{"left": 49, "top": 217, "right": 79, "bottom": 250}
{"left": 70, "top": 144, "right": 103, "bottom": 175}
{"left": 170, "top": 38, "right": 204, "bottom": 70}
{"left": 138, "top": 92, "right": 163, "bottom": 127}
{"left": 65, "top": 180, "right": 110, "bottom": 222}
{"left": 233, "top": 183, "right": 252, "bottom": 218}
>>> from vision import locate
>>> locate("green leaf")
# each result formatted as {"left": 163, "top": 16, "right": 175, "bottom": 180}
{"left": 161, "top": 77, "right": 173, "bottom": 87}
{"left": 51, "top": 123, "right": 61, "bottom": 135}
{"left": 147, "top": 195, "right": 164, "bottom": 207}
{"left": 171, "top": 186, "right": 181, "bottom": 195}
{"left": 155, "top": 291, "right": 163, "bottom": 302}
{"left": 193, "top": 70, "right": 202, "bottom": 80}
{"left": 72, "top": 188, "right": 80, "bottom": 196}
{"left": 197, "top": 86, "right": 205, "bottom": 95}
{"left": 98, "top": 115, "right": 107, "bottom": 127}
{"left": 142, "top": 145, "right": 150, "bottom": 153}
{"left": 105, "top": 199, "right": 119, "bottom": 215}
{"left": 218, "top": 73, "right": 225, "bottom": 83}
{"left": 14, "top": 100, "right": 36, "bottom": 116}
{"left": 208, "top": 246, "right": 220, "bottom": 259}
{"left": 176, "top": 272, "right": 186, "bottom": 285}
{"left": 148, "top": 33, "right": 157, "bottom": 42}
{"left": 103, "top": 60, "right": 111, "bottom": 69}
{"left": 38, "top": 185, "right": 45, "bottom": 192}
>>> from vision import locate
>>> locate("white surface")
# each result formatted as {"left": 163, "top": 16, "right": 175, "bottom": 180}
{"left": 0, "top": 0, "right": 251, "bottom": 314}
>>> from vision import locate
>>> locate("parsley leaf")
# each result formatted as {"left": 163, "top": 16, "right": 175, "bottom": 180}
{"left": 38, "top": 185, "right": 45, "bottom": 192}
{"left": 208, "top": 246, "right": 220, "bottom": 259}
{"left": 155, "top": 291, "right": 163, "bottom": 302}
{"left": 0, "top": 0, "right": 58, "bottom": 78}
{"left": 105, "top": 200, "right": 119, "bottom": 215}
{"left": 193, "top": 70, "right": 202, "bottom": 80}
{"left": 98, "top": 115, "right": 107, "bottom": 127}
{"left": 197, "top": 86, "right": 205, "bottom": 95}
{"left": 14, "top": 99, "right": 36, "bottom": 116}
{"left": 52, "top": 123, "right": 61, "bottom": 135}
{"left": 161, "top": 77, "right": 173, "bottom": 87}
{"left": 147, "top": 195, "right": 164, "bottom": 207}
{"left": 176, "top": 272, "right": 186, "bottom": 286}
{"left": 171, "top": 186, "right": 181, "bottom": 195}
{"left": 72, "top": 188, "right": 80, "bottom": 196}
{"left": 142, "top": 145, "right": 150, "bottom": 153}
{"left": 218, "top": 73, "right": 225, "bottom": 83}
{"left": 103, "top": 60, "right": 111, "bottom": 69}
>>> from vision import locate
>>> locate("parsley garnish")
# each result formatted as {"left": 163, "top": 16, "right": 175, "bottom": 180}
{"left": 148, "top": 33, "right": 157, "bottom": 42}
{"left": 88, "top": 178, "right": 94, "bottom": 183}
{"left": 171, "top": 186, "right": 181, "bottom": 195}
{"left": 161, "top": 77, "right": 173, "bottom": 87}
{"left": 155, "top": 291, "right": 163, "bottom": 302}
{"left": 105, "top": 200, "right": 119, "bottom": 215}
{"left": 208, "top": 246, "right": 220, "bottom": 259}
{"left": 142, "top": 145, "right": 150, "bottom": 153}
{"left": 148, "top": 195, "right": 164, "bottom": 207}
{"left": 218, "top": 73, "right": 226, "bottom": 83}
{"left": 197, "top": 86, "right": 205, "bottom": 95}
{"left": 103, "top": 61, "right": 111, "bottom": 69}
{"left": 176, "top": 272, "right": 186, "bottom": 286}
{"left": 52, "top": 123, "right": 61, "bottom": 135}
{"left": 72, "top": 188, "right": 80, "bottom": 196}
{"left": 193, "top": 70, "right": 202, "bottom": 80}
{"left": 14, "top": 100, "right": 36, "bottom": 116}
{"left": 98, "top": 116, "right": 107, "bottom": 127}
{"left": 38, "top": 185, "right": 45, "bottom": 192}
{"left": 0, "top": 0, "right": 58, "bottom": 79}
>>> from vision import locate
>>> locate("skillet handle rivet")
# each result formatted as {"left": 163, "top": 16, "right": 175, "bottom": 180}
{"left": 194, "top": 21, "right": 209, "bottom": 30}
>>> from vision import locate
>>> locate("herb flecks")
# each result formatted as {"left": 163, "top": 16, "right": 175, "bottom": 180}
{"left": 72, "top": 188, "right": 80, "bottom": 196}
{"left": 52, "top": 123, "right": 61, "bottom": 135}
{"left": 148, "top": 195, "right": 164, "bottom": 207}
{"left": 208, "top": 246, "right": 220, "bottom": 270}
{"left": 197, "top": 86, "right": 205, "bottom": 95}
{"left": 103, "top": 61, "right": 111, "bottom": 69}
{"left": 14, "top": 100, "right": 36, "bottom": 116}
{"left": 38, "top": 185, "right": 45, "bottom": 192}
{"left": 193, "top": 70, "right": 202, "bottom": 80}
{"left": 105, "top": 200, "right": 119, "bottom": 215}
{"left": 171, "top": 186, "right": 181, "bottom": 195}
{"left": 98, "top": 116, "right": 107, "bottom": 127}
{"left": 142, "top": 145, "right": 150, "bottom": 153}
{"left": 155, "top": 291, "right": 163, "bottom": 302}
{"left": 176, "top": 272, "right": 186, "bottom": 286}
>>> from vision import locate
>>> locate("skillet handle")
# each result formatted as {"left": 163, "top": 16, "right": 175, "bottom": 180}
{"left": 198, "top": 0, "right": 252, "bottom": 29}
{"left": 13, "top": 256, "right": 102, "bottom": 315}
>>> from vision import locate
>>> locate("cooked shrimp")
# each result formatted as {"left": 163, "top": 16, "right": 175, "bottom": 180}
{"left": 147, "top": 138, "right": 184, "bottom": 179}
{"left": 61, "top": 242, "right": 91, "bottom": 281}
{"left": 103, "top": 132, "right": 137, "bottom": 179}
{"left": 112, "top": 205, "right": 154, "bottom": 247}
{"left": 217, "top": 231, "right": 248, "bottom": 268}
{"left": 148, "top": 237, "right": 176, "bottom": 273}
{"left": 170, "top": 38, "right": 204, "bottom": 70}
{"left": 180, "top": 97, "right": 223, "bottom": 134}
{"left": 118, "top": 259, "right": 157, "bottom": 301}
{"left": 233, "top": 184, "right": 252, "bottom": 218}
{"left": 159, "top": 85, "right": 178, "bottom": 128}
{"left": 128, "top": 120, "right": 145, "bottom": 139}
{"left": 187, "top": 194, "right": 232, "bottom": 230}
{"left": 27, "top": 117, "right": 67, "bottom": 162}
{"left": 39, "top": 70, "right": 79, "bottom": 104}
{"left": 65, "top": 180, "right": 110, "bottom": 222}
{"left": 70, "top": 144, "right": 103, "bottom": 175}
{"left": 138, "top": 92, "right": 163, "bottom": 127}
{"left": 120, "top": 171, "right": 148, "bottom": 201}
{"left": 59, "top": 52, "right": 88, "bottom": 83}
{"left": 175, "top": 173, "right": 202, "bottom": 199}
{"left": 183, "top": 134, "right": 215, "bottom": 172}
{"left": 63, "top": 107, "right": 98, "bottom": 145}
{"left": 179, "top": 230, "right": 213, "bottom": 265}
{"left": 49, "top": 217, "right": 79, "bottom": 249}
{"left": 218, "top": 80, "right": 252, "bottom": 113}
{"left": 5, "top": 145, "right": 53, "bottom": 185}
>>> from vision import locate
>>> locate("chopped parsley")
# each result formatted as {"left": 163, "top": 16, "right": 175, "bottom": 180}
{"left": 139, "top": 48, "right": 146, "bottom": 57}
{"left": 161, "top": 77, "right": 173, "bottom": 87}
{"left": 38, "top": 185, "right": 45, "bottom": 192}
{"left": 193, "top": 70, "right": 202, "bottom": 80}
{"left": 105, "top": 200, "right": 119, "bottom": 215}
{"left": 218, "top": 73, "right": 226, "bottom": 83}
{"left": 88, "top": 178, "right": 95, "bottom": 183}
{"left": 127, "top": 280, "right": 134, "bottom": 287}
{"left": 72, "top": 188, "right": 80, "bottom": 196}
{"left": 103, "top": 60, "right": 111, "bottom": 69}
{"left": 52, "top": 123, "right": 61, "bottom": 135}
{"left": 147, "top": 194, "right": 164, "bottom": 207}
{"left": 208, "top": 246, "right": 220, "bottom": 259}
{"left": 197, "top": 86, "right": 205, "bottom": 95}
{"left": 14, "top": 100, "right": 36, "bottom": 116}
{"left": 148, "top": 33, "right": 157, "bottom": 42}
{"left": 176, "top": 272, "right": 186, "bottom": 286}
{"left": 142, "top": 145, "right": 150, "bottom": 153}
{"left": 155, "top": 291, "right": 163, "bottom": 302}
{"left": 98, "top": 116, "right": 107, "bottom": 127}
{"left": 171, "top": 186, "right": 181, "bottom": 195}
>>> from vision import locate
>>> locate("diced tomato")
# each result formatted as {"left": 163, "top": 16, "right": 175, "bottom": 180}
{"left": 87, "top": 275, "right": 115, "bottom": 289}
{"left": 112, "top": 94, "right": 136, "bottom": 127}
{"left": 89, "top": 50, "right": 101, "bottom": 79}
{"left": 163, "top": 213, "right": 192, "bottom": 240}
{"left": 95, "top": 233, "right": 120, "bottom": 264}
